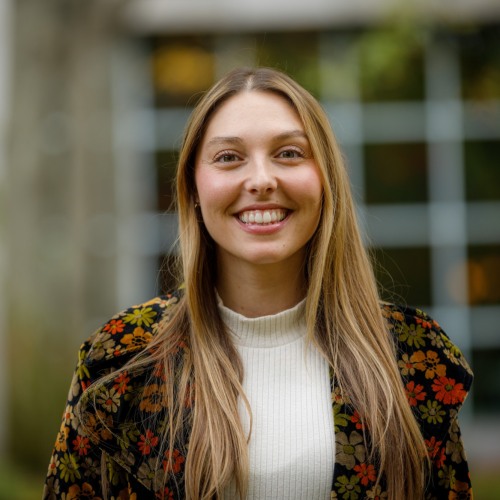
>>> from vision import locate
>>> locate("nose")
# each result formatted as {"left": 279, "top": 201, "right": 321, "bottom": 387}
{"left": 245, "top": 157, "right": 278, "bottom": 195}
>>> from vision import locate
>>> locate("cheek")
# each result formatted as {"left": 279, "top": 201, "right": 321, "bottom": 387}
{"left": 195, "top": 168, "right": 235, "bottom": 215}
{"left": 195, "top": 168, "right": 218, "bottom": 205}
{"left": 292, "top": 170, "right": 324, "bottom": 209}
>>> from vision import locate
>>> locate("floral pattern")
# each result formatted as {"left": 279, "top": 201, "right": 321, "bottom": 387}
{"left": 43, "top": 295, "right": 473, "bottom": 499}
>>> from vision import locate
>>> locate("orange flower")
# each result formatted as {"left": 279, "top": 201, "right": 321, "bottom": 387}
{"left": 425, "top": 436, "right": 443, "bottom": 459}
{"left": 391, "top": 311, "right": 405, "bottom": 322}
{"left": 353, "top": 463, "right": 377, "bottom": 486}
{"left": 139, "top": 384, "right": 165, "bottom": 413}
{"left": 449, "top": 480, "right": 472, "bottom": 500}
{"left": 153, "top": 361, "right": 169, "bottom": 381}
{"left": 103, "top": 319, "right": 125, "bottom": 335}
{"left": 434, "top": 447, "right": 446, "bottom": 468}
{"left": 426, "top": 438, "right": 446, "bottom": 469}
{"left": 163, "top": 449, "right": 185, "bottom": 474}
{"left": 432, "top": 377, "right": 467, "bottom": 405}
{"left": 121, "top": 327, "right": 153, "bottom": 349}
{"left": 156, "top": 487, "right": 174, "bottom": 500}
{"left": 405, "top": 381, "right": 426, "bottom": 406}
{"left": 113, "top": 371, "right": 131, "bottom": 395}
{"left": 84, "top": 411, "right": 113, "bottom": 443}
{"left": 351, "top": 411, "right": 364, "bottom": 430}
{"left": 415, "top": 317, "right": 432, "bottom": 330}
{"left": 411, "top": 350, "right": 447, "bottom": 379}
{"left": 138, "top": 430, "right": 159, "bottom": 455}
{"left": 66, "top": 483, "right": 101, "bottom": 500}
{"left": 184, "top": 382, "right": 194, "bottom": 408}
{"left": 72, "top": 435, "right": 90, "bottom": 456}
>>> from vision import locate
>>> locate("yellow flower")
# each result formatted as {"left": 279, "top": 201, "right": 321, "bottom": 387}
{"left": 123, "top": 307, "right": 157, "bottom": 327}
{"left": 55, "top": 424, "right": 70, "bottom": 452}
{"left": 58, "top": 453, "right": 81, "bottom": 483}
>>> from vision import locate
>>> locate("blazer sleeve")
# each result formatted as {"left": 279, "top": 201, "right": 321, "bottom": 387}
{"left": 425, "top": 408, "right": 472, "bottom": 499}
{"left": 383, "top": 304, "right": 474, "bottom": 499}
{"left": 43, "top": 293, "right": 182, "bottom": 499}
{"left": 42, "top": 338, "right": 107, "bottom": 500}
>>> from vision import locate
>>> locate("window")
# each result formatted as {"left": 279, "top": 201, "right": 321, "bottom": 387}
{"left": 372, "top": 246, "right": 431, "bottom": 306}
{"left": 364, "top": 143, "right": 428, "bottom": 204}
{"left": 472, "top": 348, "right": 500, "bottom": 413}
{"left": 464, "top": 140, "right": 500, "bottom": 201}
{"left": 460, "top": 25, "right": 500, "bottom": 100}
{"left": 468, "top": 244, "right": 500, "bottom": 305}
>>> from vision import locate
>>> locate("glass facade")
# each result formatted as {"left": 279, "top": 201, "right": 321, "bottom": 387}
{"left": 144, "top": 25, "right": 500, "bottom": 416}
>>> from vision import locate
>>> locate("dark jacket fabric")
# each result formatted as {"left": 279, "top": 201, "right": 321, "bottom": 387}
{"left": 43, "top": 291, "right": 473, "bottom": 499}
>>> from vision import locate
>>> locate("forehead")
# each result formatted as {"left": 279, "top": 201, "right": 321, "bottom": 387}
{"left": 202, "top": 90, "right": 304, "bottom": 138}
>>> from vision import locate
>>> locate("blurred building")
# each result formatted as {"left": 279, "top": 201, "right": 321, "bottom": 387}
{"left": 1, "top": 0, "right": 499, "bottom": 481}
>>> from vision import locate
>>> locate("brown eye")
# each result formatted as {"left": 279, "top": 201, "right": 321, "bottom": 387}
{"left": 278, "top": 149, "right": 303, "bottom": 159}
{"left": 214, "top": 152, "right": 240, "bottom": 163}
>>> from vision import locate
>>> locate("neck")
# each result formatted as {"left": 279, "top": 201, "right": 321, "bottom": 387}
{"left": 216, "top": 255, "right": 306, "bottom": 318}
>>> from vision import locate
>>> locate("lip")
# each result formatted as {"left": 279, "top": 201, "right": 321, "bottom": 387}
{"left": 234, "top": 203, "right": 289, "bottom": 213}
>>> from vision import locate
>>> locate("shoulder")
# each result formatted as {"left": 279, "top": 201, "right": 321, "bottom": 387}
{"left": 381, "top": 302, "right": 473, "bottom": 387}
{"left": 381, "top": 302, "right": 473, "bottom": 428}
{"left": 81, "top": 289, "right": 184, "bottom": 376}
{"left": 52, "top": 291, "right": 188, "bottom": 497}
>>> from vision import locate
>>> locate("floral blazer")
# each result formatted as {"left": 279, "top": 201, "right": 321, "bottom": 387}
{"left": 43, "top": 291, "right": 473, "bottom": 499}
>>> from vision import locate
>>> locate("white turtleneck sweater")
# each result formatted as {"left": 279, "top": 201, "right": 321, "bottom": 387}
{"left": 218, "top": 298, "right": 335, "bottom": 500}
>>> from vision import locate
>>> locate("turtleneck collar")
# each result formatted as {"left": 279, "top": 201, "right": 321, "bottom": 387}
{"left": 216, "top": 293, "right": 307, "bottom": 348}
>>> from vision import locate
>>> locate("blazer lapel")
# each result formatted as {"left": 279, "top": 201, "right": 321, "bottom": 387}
{"left": 330, "top": 369, "right": 388, "bottom": 499}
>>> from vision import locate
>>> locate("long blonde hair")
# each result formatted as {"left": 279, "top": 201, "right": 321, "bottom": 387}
{"left": 89, "top": 67, "right": 428, "bottom": 499}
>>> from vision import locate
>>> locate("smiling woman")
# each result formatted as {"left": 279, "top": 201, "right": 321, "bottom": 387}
{"left": 195, "top": 91, "right": 323, "bottom": 316}
{"left": 43, "top": 67, "right": 473, "bottom": 500}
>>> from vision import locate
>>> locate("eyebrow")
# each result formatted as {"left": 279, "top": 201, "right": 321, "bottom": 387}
{"left": 205, "top": 136, "right": 243, "bottom": 147}
{"left": 204, "top": 129, "right": 309, "bottom": 148}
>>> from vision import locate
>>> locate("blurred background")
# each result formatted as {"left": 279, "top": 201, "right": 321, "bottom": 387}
{"left": 1, "top": 0, "right": 499, "bottom": 498}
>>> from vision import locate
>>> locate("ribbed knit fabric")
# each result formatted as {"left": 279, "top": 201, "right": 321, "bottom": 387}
{"left": 218, "top": 297, "right": 335, "bottom": 500}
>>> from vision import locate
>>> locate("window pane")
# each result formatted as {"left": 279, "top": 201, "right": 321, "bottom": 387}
{"left": 255, "top": 32, "right": 320, "bottom": 97}
{"left": 464, "top": 140, "right": 500, "bottom": 201}
{"left": 364, "top": 143, "right": 428, "bottom": 204}
{"left": 460, "top": 26, "right": 500, "bottom": 100}
{"left": 359, "top": 28, "right": 425, "bottom": 102}
{"left": 152, "top": 36, "right": 215, "bottom": 107}
{"left": 372, "top": 246, "right": 431, "bottom": 306}
{"left": 468, "top": 244, "right": 500, "bottom": 306}
{"left": 472, "top": 348, "right": 500, "bottom": 414}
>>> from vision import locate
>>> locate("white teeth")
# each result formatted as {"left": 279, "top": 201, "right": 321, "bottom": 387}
{"left": 238, "top": 209, "right": 287, "bottom": 225}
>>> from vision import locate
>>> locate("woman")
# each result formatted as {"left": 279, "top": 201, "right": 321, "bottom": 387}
{"left": 43, "top": 67, "right": 473, "bottom": 500}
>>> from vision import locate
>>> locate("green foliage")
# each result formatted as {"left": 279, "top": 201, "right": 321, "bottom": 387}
{"left": 358, "top": 20, "right": 428, "bottom": 101}
{"left": 0, "top": 460, "right": 43, "bottom": 500}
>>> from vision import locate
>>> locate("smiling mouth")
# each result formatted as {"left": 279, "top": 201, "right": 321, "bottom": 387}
{"left": 238, "top": 209, "right": 289, "bottom": 225}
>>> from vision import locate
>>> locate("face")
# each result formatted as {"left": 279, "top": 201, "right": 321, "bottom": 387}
{"left": 194, "top": 90, "right": 323, "bottom": 275}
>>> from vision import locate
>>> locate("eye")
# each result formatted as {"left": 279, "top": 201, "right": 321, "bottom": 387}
{"left": 277, "top": 148, "right": 304, "bottom": 159}
{"left": 213, "top": 151, "right": 241, "bottom": 163}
